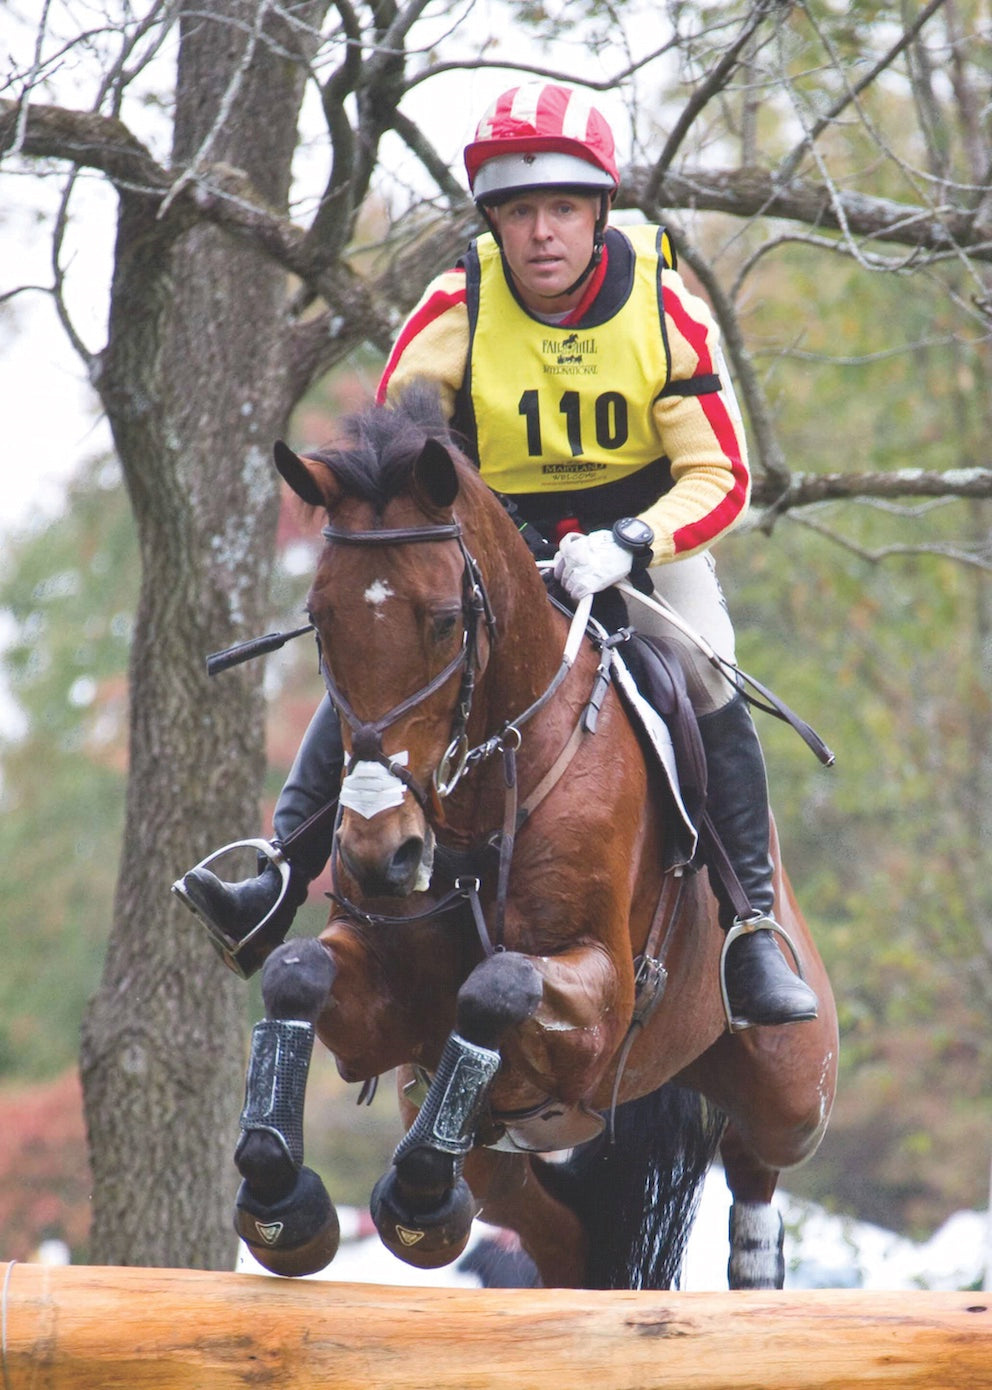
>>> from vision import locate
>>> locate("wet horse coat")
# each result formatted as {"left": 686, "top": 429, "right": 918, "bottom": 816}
{"left": 236, "top": 394, "right": 838, "bottom": 1289}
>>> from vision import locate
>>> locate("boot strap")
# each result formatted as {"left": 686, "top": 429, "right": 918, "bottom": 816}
{"left": 699, "top": 809, "right": 753, "bottom": 922}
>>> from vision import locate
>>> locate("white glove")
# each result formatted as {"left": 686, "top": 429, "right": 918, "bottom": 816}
{"left": 553, "top": 529, "right": 633, "bottom": 600}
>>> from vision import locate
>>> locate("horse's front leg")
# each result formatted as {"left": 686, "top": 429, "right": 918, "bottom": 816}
{"left": 504, "top": 942, "right": 629, "bottom": 1098}
{"left": 370, "top": 951, "right": 544, "bottom": 1268}
{"left": 233, "top": 937, "right": 341, "bottom": 1277}
{"left": 370, "top": 942, "right": 625, "bottom": 1269}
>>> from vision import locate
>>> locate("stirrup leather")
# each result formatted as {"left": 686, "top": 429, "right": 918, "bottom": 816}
{"left": 171, "top": 838, "right": 291, "bottom": 979}
{"left": 718, "top": 913, "right": 810, "bottom": 1034}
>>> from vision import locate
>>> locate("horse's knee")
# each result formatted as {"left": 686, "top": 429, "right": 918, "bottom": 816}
{"left": 236, "top": 1129, "right": 296, "bottom": 1204}
{"left": 262, "top": 938, "right": 336, "bottom": 1021}
{"left": 456, "top": 952, "right": 542, "bottom": 1048}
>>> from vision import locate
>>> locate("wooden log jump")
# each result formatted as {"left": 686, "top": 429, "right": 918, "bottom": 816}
{"left": 2, "top": 1261, "right": 989, "bottom": 1389}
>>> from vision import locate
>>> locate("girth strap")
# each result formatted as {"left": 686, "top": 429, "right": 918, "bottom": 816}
{"left": 607, "top": 865, "right": 687, "bottom": 1136}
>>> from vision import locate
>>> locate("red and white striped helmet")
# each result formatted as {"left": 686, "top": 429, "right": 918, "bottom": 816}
{"left": 465, "top": 83, "right": 619, "bottom": 203}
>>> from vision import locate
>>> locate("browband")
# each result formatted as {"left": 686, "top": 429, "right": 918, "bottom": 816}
{"left": 321, "top": 523, "right": 462, "bottom": 545}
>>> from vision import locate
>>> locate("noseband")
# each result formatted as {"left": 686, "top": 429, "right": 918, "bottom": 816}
{"left": 316, "top": 520, "right": 495, "bottom": 811}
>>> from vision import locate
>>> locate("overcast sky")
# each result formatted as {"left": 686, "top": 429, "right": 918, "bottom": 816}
{"left": 1, "top": 190, "right": 113, "bottom": 535}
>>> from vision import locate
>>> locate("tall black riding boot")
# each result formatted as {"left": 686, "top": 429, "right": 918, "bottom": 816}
{"left": 174, "top": 697, "right": 344, "bottom": 977}
{"left": 697, "top": 695, "right": 818, "bottom": 1029}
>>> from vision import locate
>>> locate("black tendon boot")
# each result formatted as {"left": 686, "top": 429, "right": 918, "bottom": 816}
{"left": 234, "top": 1017, "right": 339, "bottom": 1276}
{"left": 173, "top": 697, "right": 344, "bottom": 977}
{"left": 370, "top": 1031, "right": 501, "bottom": 1268}
{"left": 697, "top": 695, "right": 818, "bottom": 1029}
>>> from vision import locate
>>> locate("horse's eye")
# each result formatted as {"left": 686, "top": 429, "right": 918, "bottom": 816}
{"left": 431, "top": 611, "right": 459, "bottom": 644}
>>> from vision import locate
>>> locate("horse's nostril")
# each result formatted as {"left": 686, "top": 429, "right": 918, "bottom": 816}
{"left": 389, "top": 837, "right": 424, "bottom": 885}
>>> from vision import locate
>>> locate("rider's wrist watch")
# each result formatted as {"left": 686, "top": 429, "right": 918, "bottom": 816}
{"left": 612, "top": 516, "right": 654, "bottom": 569}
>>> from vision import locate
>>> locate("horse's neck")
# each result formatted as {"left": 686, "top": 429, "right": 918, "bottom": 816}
{"left": 478, "top": 550, "right": 568, "bottom": 724}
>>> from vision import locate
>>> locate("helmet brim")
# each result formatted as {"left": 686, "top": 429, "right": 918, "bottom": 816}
{"left": 472, "top": 150, "right": 616, "bottom": 203}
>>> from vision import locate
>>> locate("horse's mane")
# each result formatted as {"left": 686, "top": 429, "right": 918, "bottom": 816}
{"left": 309, "top": 383, "right": 464, "bottom": 507}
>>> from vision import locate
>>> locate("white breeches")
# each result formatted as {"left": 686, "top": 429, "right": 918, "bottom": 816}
{"left": 633, "top": 552, "right": 739, "bottom": 715}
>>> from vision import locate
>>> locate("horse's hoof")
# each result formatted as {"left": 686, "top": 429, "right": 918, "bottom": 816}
{"left": 235, "top": 1165, "right": 340, "bottom": 1277}
{"left": 369, "top": 1167, "right": 476, "bottom": 1269}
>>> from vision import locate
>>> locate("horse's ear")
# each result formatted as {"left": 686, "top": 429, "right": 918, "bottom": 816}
{"left": 414, "top": 437, "right": 460, "bottom": 511}
{"left": 274, "top": 439, "right": 329, "bottom": 507}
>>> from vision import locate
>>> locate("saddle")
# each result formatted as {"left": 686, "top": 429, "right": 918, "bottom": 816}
{"left": 610, "top": 631, "right": 706, "bottom": 872}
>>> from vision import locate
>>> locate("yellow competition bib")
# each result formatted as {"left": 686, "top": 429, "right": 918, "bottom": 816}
{"left": 468, "top": 225, "right": 673, "bottom": 496}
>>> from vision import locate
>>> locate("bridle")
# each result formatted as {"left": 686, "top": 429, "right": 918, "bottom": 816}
{"left": 314, "top": 516, "right": 597, "bottom": 960}
{"left": 316, "top": 519, "right": 495, "bottom": 811}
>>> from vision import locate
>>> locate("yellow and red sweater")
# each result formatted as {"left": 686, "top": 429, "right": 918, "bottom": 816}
{"left": 377, "top": 224, "right": 749, "bottom": 563}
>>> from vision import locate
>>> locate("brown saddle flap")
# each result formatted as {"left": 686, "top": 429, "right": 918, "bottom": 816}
{"left": 614, "top": 633, "right": 706, "bottom": 869}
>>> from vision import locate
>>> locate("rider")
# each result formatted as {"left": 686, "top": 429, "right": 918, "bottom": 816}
{"left": 175, "top": 81, "right": 817, "bottom": 1028}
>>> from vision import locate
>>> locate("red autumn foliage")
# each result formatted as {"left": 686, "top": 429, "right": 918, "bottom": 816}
{"left": 0, "top": 1070, "right": 91, "bottom": 1261}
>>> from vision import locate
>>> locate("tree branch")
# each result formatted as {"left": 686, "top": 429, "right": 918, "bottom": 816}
{"left": 622, "top": 164, "right": 992, "bottom": 263}
{"left": 673, "top": 228, "right": 792, "bottom": 495}
{"left": 302, "top": 0, "right": 363, "bottom": 267}
{"left": 0, "top": 98, "right": 393, "bottom": 338}
{"left": 0, "top": 99, "right": 167, "bottom": 190}
{"left": 645, "top": 0, "right": 779, "bottom": 200}
{"left": 779, "top": 507, "right": 992, "bottom": 573}
{"left": 754, "top": 466, "right": 992, "bottom": 512}
{"left": 775, "top": 0, "right": 950, "bottom": 186}
{"left": 391, "top": 107, "right": 465, "bottom": 204}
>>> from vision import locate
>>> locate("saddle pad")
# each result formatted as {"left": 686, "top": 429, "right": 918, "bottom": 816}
{"left": 610, "top": 650, "right": 698, "bottom": 866}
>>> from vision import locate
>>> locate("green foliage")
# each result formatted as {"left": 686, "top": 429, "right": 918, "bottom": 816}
{"left": 722, "top": 511, "right": 992, "bottom": 1231}
{"left": 713, "top": 189, "right": 992, "bottom": 1229}
{"left": 0, "top": 459, "right": 134, "bottom": 1080}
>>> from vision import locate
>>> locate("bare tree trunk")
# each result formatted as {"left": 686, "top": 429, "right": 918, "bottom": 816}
{"left": 79, "top": 0, "right": 326, "bottom": 1269}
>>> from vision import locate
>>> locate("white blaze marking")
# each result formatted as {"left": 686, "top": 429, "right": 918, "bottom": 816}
{"left": 364, "top": 578, "right": 394, "bottom": 609}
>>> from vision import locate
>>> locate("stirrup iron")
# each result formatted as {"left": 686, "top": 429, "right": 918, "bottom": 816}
{"left": 171, "top": 837, "right": 291, "bottom": 979}
{"left": 718, "top": 912, "right": 809, "bottom": 1034}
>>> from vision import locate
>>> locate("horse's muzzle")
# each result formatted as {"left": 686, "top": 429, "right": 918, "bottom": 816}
{"left": 336, "top": 823, "right": 431, "bottom": 898}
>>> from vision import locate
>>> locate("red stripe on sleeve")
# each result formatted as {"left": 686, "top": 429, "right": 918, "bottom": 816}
{"left": 376, "top": 276, "right": 467, "bottom": 404}
{"left": 670, "top": 404, "right": 749, "bottom": 553}
{"left": 664, "top": 284, "right": 714, "bottom": 376}
{"left": 664, "top": 286, "right": 750, "bottom": 554}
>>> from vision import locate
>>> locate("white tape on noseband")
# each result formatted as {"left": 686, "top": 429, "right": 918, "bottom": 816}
{"left": 339, "top": 751, "right": 409, "bottom": 820}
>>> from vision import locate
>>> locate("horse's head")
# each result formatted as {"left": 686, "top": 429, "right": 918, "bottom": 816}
{"left": 276, "top": 390, "right": 495, "bottom": 898}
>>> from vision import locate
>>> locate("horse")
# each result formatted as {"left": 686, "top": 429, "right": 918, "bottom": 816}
{"left": 231, "top": 386, "right": 838, "bottom": 1291}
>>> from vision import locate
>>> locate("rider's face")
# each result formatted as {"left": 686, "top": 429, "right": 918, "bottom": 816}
{"left": 489, "top": 191, "right": 599, "bottom": 313}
